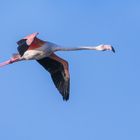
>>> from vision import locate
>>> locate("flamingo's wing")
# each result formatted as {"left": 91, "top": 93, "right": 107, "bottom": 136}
{"left": 24, "top": 32, "right": 39, "bottom": 45}
{"left": 37, "top": 56, "right": 70, "bottom": 101}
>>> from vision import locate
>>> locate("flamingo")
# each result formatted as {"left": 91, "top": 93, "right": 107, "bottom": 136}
{"left": 0, "top": 32, "right": 115, "bottom": 101}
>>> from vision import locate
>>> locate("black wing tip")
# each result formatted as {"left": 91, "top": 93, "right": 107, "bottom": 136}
{"left": 63, "top": 95, "right": 69, "bottom": 101}
{"left": 17, "top": 39, "right": 27, "bottom": 45}
{"left": 63, "top": 79, "right": 70, "bottom": 101}
{"left": 62, "top": 87, "right": 70, "bottom": 101}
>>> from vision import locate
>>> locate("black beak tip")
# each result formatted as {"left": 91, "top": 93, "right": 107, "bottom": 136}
{"left": 112, "top": 46, "right": 115, "bottom": 53}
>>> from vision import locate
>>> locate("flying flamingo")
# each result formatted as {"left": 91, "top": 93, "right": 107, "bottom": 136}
{"left": 0, "top": 32, "right": 115, "bottom": 101}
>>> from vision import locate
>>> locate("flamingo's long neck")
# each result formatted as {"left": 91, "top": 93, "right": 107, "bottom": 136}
{"left": 55, "top": 45, "right": 106, "bottom": 51}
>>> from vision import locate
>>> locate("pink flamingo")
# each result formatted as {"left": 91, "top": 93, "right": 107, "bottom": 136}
{"left": 0, "top": 32, "right": 115, "bottom": 101}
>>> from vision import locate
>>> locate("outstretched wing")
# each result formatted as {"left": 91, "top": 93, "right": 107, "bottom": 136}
{"left": 37, "top": 55, "right": 70, "bottom": 101}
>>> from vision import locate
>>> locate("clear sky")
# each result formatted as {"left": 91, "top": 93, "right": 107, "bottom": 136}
{"left": 0, "top": 0, "right": 139, "bottom": 140}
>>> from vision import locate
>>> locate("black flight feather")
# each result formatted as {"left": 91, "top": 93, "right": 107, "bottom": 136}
{"left": 17, "top": 39, "right": 29, "bottom": 56}
{"left": 37, "top": 57, "right": 70, "bottom": 101}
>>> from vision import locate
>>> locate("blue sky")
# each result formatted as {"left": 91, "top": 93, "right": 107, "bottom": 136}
{"left": 0, "top": 0, "right": 140, "bottom": 140}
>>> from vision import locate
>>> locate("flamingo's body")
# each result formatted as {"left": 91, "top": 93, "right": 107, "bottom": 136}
{"left": 0, "top": 32, "right": 115, "bottom": 101}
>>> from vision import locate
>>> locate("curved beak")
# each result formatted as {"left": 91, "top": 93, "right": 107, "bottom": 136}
{"left": 111, "top": 46, "right": 115, "bottom": 53}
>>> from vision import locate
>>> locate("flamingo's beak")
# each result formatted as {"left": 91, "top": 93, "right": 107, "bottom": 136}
{"left": 111, "top": 46, "right": 115, "bottom": 53}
